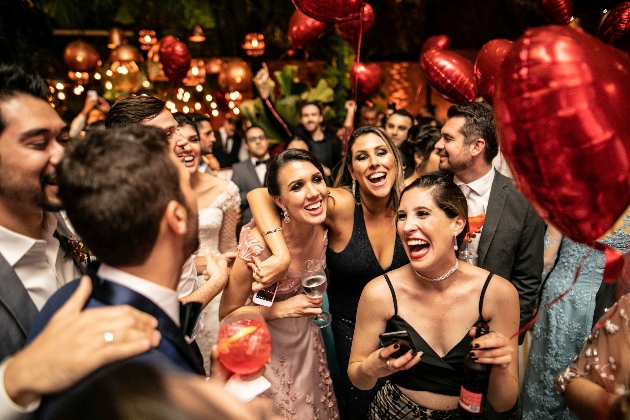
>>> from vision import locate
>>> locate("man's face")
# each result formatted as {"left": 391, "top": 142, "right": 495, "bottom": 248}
{"left": 223, "top": 120, "right": 236, "bottom": 137}
{"left": 0, "top": 94, "right": 69, "bottom": 212}
{"left": 384, "top": 114, "right": 412, "bottom": 147}
{"left": 244, "top": 127, "right": 269, "bottom": 160}
{"left": 300, "top": 105, "right": 323, "bottom": 134}
{"left": 197, "top": 120, "right": 215, "bottom": 155}
{"left": 358, "top": 109, "right": 378, "bottom": 127}
{"left": 142, "top": 109, "right": 190, "bottom": 162}
{"left": 434, "top": 116, "right": 473, "bottom": 174}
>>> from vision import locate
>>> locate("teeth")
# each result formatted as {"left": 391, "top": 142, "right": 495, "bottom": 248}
{"left": 305, "top": 202, "right": 321, "bottom": 210}
{"left": 407, "top": 239, "right": 428, "bottom": 246}
{"left": 368, "top": 173, "right": 385, "bottom": 181}
{"left": 184, "top": 156, "right": 194, "bottom": 162}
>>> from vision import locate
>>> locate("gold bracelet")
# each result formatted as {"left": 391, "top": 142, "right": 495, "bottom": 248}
{"left": 262, "top": 227, "right": 282, "bottom": 236}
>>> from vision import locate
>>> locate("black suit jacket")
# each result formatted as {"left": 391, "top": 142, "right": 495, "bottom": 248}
{"left": 0, "top": 213, "right": 83, "bottom": 361}
{"left": 478, "top": 172, "right": 545, "bottom": 343}
{"left": 231, "top": 159, "right": 263, "bottom": 225}
{"left": 212, "top": 130, "right": 242, "bottom": 168}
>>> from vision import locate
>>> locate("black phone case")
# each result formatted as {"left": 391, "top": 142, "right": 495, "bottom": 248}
{"left": 379, "top": 331, "right": 417, "bottom": 358}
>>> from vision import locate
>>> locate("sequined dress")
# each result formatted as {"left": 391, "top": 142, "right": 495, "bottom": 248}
{"left": 521, "top": 215, "right": 630, "bottom": 420}
{"left": 238, "top": 221, "right": 340, "bottom": 420}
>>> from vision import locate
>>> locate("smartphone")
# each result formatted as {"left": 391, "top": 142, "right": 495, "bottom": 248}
{"left": 379, "top": 330, "right": 417, "bottom": 358}
{"left": 252, "top": 282, "right": 278, "bottom": 307}
{"left": 387, "top": 101, "right": 396, "bottom": 111}
{"left": 87, "top": 90, "right": 97, "bottom": 100}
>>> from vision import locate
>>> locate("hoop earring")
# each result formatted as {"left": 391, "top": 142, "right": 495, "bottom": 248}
{"left": 283, "top": 207, "right": 290, "bottom": 224}
{"left": 453, "top": 233, "right": 458, "bottom": 251}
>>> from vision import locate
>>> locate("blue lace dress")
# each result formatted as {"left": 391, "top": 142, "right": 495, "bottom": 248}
{"left": 521, "top": 215, "right": 630, "bottom": 420}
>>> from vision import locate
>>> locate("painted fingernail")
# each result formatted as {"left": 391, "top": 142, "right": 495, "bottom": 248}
{"left": 473, "top": 343, "right": 480, "bottom": 349}
{"left": 393, "top": 343, "right": 400, "bottom": 349}
{"left": 469, "top": 351, "right": 475, "bottom": 356}
{"left": 411, "top": 350, "right": 417, "bottom": 356}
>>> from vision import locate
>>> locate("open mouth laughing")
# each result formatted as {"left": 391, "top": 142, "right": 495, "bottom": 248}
{"left": 407, "top": 238, "right": 430, "bottom": 259}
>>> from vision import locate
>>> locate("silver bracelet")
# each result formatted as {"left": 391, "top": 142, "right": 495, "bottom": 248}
{"left": 262, "top": 227, "right": 282, "bottom": 236}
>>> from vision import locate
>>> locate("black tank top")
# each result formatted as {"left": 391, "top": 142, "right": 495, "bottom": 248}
{"left": 327, "top": 204, "right": 409, "bottom": 323}
{"left": 384, "top": 272, "right": 493, "bottom": 396}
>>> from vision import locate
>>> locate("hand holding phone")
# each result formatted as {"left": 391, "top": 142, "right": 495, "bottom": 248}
{"left": 87, "top": 90, "right": 97, "bottom": 101}
{"left": 252, "top": 282, "right": 278, "bottom": 307}
{"left": 379, "top": 330, "right": 417, "bottom": 359}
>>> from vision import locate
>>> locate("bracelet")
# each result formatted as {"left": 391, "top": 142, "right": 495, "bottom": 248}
{"left": 262, "top": 227, "right": 282, "bottom": 236}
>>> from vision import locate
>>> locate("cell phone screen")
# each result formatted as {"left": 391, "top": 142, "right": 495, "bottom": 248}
{"left": 252, "top": 283, "right": 278, "bottom": 306}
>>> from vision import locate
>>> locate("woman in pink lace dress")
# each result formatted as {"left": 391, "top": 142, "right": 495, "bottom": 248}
{"left": 220, "top": 149, "right": 339, "bottom": 419}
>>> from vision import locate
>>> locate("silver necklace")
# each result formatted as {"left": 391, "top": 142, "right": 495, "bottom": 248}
{"left": 413, "top": 260, "right": 459, "bottom": 282}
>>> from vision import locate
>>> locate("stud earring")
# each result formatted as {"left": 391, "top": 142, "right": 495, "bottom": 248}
{"left": 453, "top": 233, "right": 458, "bottom": 251}
{"left": 283, "top": 207, "right": 290, "bottom": 224}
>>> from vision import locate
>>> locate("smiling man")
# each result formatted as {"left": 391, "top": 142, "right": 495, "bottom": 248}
{"left": 294, "top": 102, "right": 342, "bottom": 171}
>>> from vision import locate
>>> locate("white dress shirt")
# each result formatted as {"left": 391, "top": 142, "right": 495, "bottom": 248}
{"left": 454, "top": 168, "right": 495, "bottom": 260}
{"left": 250, "top": 154, "right": 270, "bottom": 186}
{"left": 218, "top": 127, "right": 233, "bottom": 154}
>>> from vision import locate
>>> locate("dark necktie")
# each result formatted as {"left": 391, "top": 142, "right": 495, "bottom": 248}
{"left": 255, "top": 159, "right": 268, "bottom": 166}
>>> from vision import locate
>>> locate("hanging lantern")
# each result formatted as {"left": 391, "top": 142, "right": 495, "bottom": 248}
{"left": 67, "top": 71, "right": 90, "bottom": 85}
{"left": 138, "top": 29, "right": 158, "bottom": 51}
{"left": 242, "top": 33, "right": 265, "bottom": 56}
{"left": 63, "top": 40, "right": 101, "bottom": 85}
{"left": 183, "top": 59, "right": 206, "bottom": 86}
{"left": 109, "top": 45, "right": 143, "bottom": 92}
{"left": 189, "top": 25, "right": 206, "bottom": 42}
{"left": 205, "top": 58, "right": 225, "bottom": 74}
{"left": 218, "top": 60, "right": 253, "bottom": 92}
{"left": 107, "top": 27, "right": 126, "bottom": 49}
{"left": 146, "top": 43, "right": 168, "bottom": 82}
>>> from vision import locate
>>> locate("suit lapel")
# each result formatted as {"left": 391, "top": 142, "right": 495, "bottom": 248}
{"left": 478, "top": 174, "right": 508, "bottom": 267}
{"left": 51, "top": 212, "right": 88, "bottom": 274}
{"left": 0, "top": 252, "right": 38, "bottom": 337}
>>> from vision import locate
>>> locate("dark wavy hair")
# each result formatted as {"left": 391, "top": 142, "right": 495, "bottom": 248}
{"left": 266, "top": 149, "right": 325, "bottom": 197}
{"left": 399, "top": 125, "right": 441, "bottom": 175}
{"left": 105, "top": 95, "right": 165, "bottom": 128}
{"left": 173, "top": 112, "right": 199, "bottom": 137}
{"left": 398, "top": 173, "right": 469, "bottom": 250}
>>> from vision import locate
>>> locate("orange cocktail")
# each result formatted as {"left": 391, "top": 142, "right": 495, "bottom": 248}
{"left": 217, "top": 315, "right": 272, "bottom": 375}
{"left": 468, "top": 214, "right": 486, "bottom": 234}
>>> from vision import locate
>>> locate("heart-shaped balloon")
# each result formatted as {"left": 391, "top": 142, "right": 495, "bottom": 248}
{"left": 292, "top": 0, "right": 362, "bottom": 23}
{"left": 420, "top": 49, "right": 477, "bottom": 103}
{"left": 541, "top": 0, "right": 573, "bottom": 25}
{"left": 474, "top": 39, "right": 513, "bottom": 105}
{"left": 350, "top": 62, "right": 381, "bottom": 99}
{"left": 600, "top": 2, "right": 630, "bottom": 51}
{"left": 159, "top": 35, "right": 191, "bottom": 89}
{"left": 494, "top": 25, "right": 630, "bottom": 244}
{"left": 421, "top": 35, "right": 451, "bottom": 54}
{"left": 288, "top": 10, "right": 328, "bottom": 50}
{"left": 336, "top": 3, "right": 375, "bottom": 48}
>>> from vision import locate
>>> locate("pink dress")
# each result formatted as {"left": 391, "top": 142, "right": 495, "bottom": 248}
{"left": 237, "top": 221, "right": 339, "bottom": 420}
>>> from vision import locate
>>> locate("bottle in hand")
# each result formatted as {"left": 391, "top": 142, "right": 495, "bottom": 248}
{"left": 458, "top": 322, "right": 492, "bottom": 419}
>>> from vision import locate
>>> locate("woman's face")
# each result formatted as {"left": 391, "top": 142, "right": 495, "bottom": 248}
{"left": 348, "top": 133, "right": 398, "bottom": 201}
{"left": 396, "top": 187, "right": 465, "bottom": 274}
{"left": 274, "top": 160, "right": 327, "bottom": 226}
{"left": 417, "top": 148, "right": 441, "bottom": 175}
{"left": 179, "top": 124, "right": 201, "bottom": 174}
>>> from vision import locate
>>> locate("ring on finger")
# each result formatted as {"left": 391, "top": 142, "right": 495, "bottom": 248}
{"left": 492, "top": 330, "right": 501, "bottom": 338}
{"left": 104, "top": 331, "right": 114, "bottom": 344}
{"left": 253, "top": 267, "right": 258, "bottom": 277}
{"left": 386, "top": 359, "right": 394, "bottom": 371}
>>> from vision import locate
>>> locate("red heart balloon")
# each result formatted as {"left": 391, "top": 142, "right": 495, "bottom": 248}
{"left": 494, "top": 25, "right": 630, "bottom": 244}
{"left": 421, "top": 35, "right": 451, "bottom": 54}
{"left": 541, "top": 0, "right": 573, "bottom": 25}
{"left": 600, "top": 2, "right": 630, "bottom": 51}
{"left": 350, "top": 62, "right": 381, "bottom": 99}
{"left": 292, "top": 0, "right": 362, "bottom": 23}
{"left": 288, "top": 10, "right": 328, "bottom": 50}
{"left": 420, "top": 49, "right": 477, "bottom": 103}
{"left": 474, "top": 39, "right": 513, "bottom": 105}
{"left": 336, "top": 3, "right": 375, "bottom": 48}
{"left": 159, "top": 35, "right": 191, "bottom": 89}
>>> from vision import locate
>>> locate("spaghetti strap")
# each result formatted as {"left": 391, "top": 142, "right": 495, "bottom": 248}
{"left": 478, "top": 273, "right": 494, "bottom": 320}
{"left": 383, "top": 273, "right": 398, "bottom": 315}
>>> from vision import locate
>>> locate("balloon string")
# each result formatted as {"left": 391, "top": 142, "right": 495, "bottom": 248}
{"left": 509, "top": 248, "right": 592, "bottom": 341}
{"left": 352, "top": 7, "right": 364, "bottom": 104}
{"left": 263, "top": 97, "right": 293, "bottom": 139}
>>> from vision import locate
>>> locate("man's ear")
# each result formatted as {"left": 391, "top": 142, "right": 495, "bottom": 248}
{"left": 164, "top": 200, "right": 188, "bottom": 236}
{"left": 470, "top": 138, "right": 486, "bottom": 158}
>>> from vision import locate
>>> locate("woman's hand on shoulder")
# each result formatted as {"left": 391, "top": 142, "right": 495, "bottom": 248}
{"left": 272, "top": 294, "right": 323, "bottom": 319}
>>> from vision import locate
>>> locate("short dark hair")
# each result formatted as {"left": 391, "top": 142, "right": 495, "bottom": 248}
{"left": 387, "top": 109, "right": 414, "bottom": 125}
{"left": 173, "top": 112, "right": 199, "bottom": 137}
{"left": 0, "top": 64, "right": 49, "bottom": 135}
{"left": 57, "top": 125, "right": 185, "bottom": 267}
{"left": 399, "top": 125, "right": 441, "bottom": 174}
{"left": 189, "top": 113, "right": 211, "bottom": 126}
{"left": 299, "top": 102, "right": 322, "bottom": 116}
{"left": 266, "top": 149, "right": 325, "bottom": 197}
{"left": 399, "top": 173, "right": 469, "bottom": 251}
{"left": 244, "top": 124, "right": 266, "bottom": 140}
{"left": 105, "top": 95, "right": 166, "bottom": 128}
{"left": 447, "top": 102, "right": 498, "bottom": 164}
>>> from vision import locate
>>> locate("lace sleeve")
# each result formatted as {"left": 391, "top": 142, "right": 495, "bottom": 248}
{"left": 554, "top": 294, "right": 630, "bottom": 397}
{"left": 218, "top": 182, "right": 241, "bottom": 254}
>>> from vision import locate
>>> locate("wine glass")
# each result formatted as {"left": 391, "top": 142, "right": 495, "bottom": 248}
{"left": 301, "top": 259, "right": 332, "bottom": 328}
{"left": 459, "top": 206, "right": 486, "bottom": 266}
{"left": 217, "top": 312, "right": 272, "bottom": 375}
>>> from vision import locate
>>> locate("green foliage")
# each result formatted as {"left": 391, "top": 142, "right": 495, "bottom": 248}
{"left": 301, "top": 79, "right": 334, "bottom": 103}
{"left": 238, "top": 98, "right": 285, "bottom": 145}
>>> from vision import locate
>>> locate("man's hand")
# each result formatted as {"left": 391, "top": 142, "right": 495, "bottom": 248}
{"left": 254, "top": 63, "right": 272, "bottom": 99}
{"left": 4, "top": 276, "right": 160, "bottom": 407}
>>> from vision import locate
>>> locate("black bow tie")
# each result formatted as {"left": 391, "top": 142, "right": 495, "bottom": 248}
{"left": 255, "top": 160, "right": 268, "bottom": 166}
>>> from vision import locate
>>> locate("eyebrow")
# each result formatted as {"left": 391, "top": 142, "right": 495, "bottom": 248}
{"left": 412, "top": 206, "right": 431, "bottom": 212}
{"left": 287, "top": 171, "right": 322, "bottom": 188}
{"left": 20, "top": 125, "right": 70, "bottom": 141}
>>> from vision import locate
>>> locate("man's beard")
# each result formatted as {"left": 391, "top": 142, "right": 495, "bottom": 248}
{"left": 0, "top": 169, "right": 63, "bottom": 212}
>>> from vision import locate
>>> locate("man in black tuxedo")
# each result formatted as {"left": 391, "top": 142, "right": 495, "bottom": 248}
{"left": 27, "top": 125, "right": 207, "bottom": 415}
{"left": 231, "top": 125, "right": 270, "bottom": 225}
{"left": 0, "top": 64, "right": 160, "bottom": 418}
{"left": 435, "top": 102, "right": 545, "bottom": 344}
{"left": 213, "top": 117, "right": 242, "bottom": 168}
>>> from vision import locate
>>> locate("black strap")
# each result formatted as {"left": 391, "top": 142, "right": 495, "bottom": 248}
{"left": 478, "top": 273, "right": 494, "bottom": 320}
{"left": 383, "top": 273, "right": 398, "bottom": 315}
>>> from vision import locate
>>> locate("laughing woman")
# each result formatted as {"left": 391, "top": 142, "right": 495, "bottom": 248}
{"left": 349, "top": 174, "right": 519, "bottom": 419}
{"left": 219, "top": 150, "right": 339, "bottom": 419}
{"left": 248, "top": 127, "right": 409, "bottom": 419}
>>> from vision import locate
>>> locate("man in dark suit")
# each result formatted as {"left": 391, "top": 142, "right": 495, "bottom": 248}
{"left": 0, "top": 64, "right": 160, "bottom": 418}
{"left": 435, "top": 102, "right": 545, "bottom": 344}
{"left": 231, "top": 125, "right": 270, "bottom": 225}
{"left": 27, "top": 126, "right": 206, "bottom": 417}
{"left": 213, "top": 117, "right": 242, "bottom": 168}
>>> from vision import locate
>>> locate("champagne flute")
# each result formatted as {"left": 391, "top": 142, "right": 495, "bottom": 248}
{"left": 301, "top": 259, "right": 332, "bottom": 328}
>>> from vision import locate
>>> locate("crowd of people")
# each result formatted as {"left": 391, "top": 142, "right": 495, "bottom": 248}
{"left": 0, "top": 60, "right": 628, "bottom": 420}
